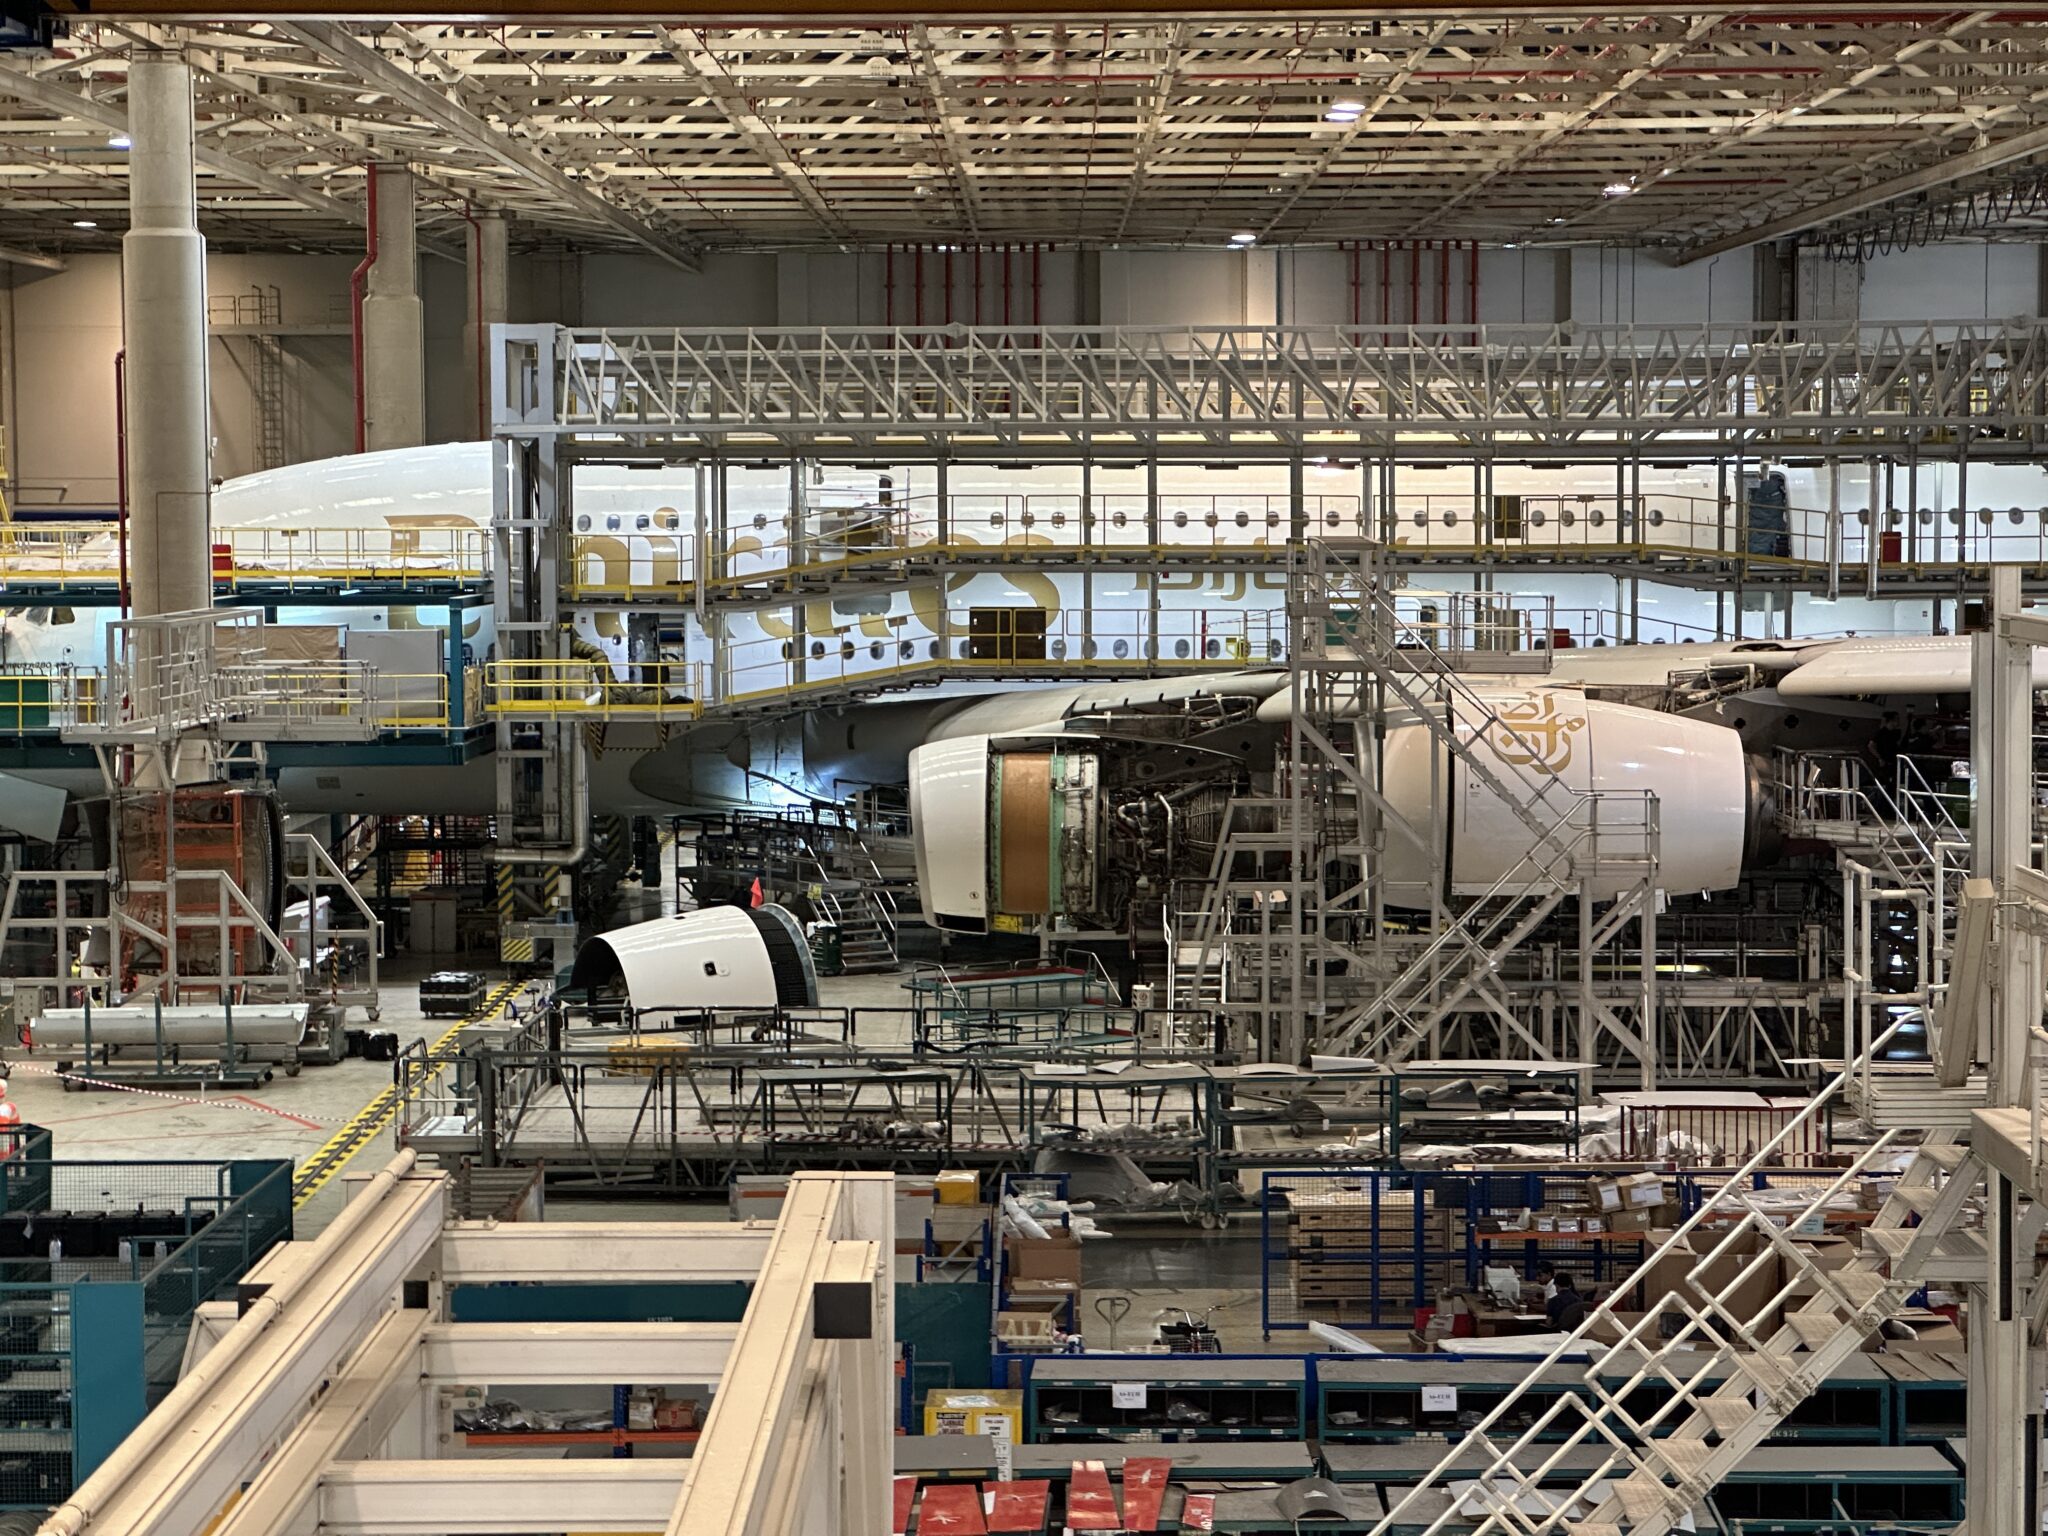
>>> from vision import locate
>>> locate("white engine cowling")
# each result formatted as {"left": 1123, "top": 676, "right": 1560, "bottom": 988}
{"left": 909, "top": 733, "right": 1101, "bottom": 932}
{"left": 1382, "top": 689, "right": 1752, "bottom": 905}
{"left": 569, "top": 903, "right": 819, "bottom": 1013}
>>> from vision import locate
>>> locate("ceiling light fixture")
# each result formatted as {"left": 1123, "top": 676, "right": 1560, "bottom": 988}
{"left": 106, "top": 133, "right": 130, "bottom": 149}
{"left": 1228, "top": 230, "right": 1257, "bottom": 247}
{"left": 1603, "top": 180, "right": 1636, "bottom": 198}
{"left": 72, "top": 219, "right": 96, "bottom": 228}
{"left": 1325, "top": 97, "right": 1365, "bottom": 123}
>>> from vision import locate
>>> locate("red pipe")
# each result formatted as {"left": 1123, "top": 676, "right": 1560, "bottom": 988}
{"left": 914, "top": 244, "right": 924, "bottom": 327}
{"left": 884, "top": 245, "right": 895, "bottom": 326}
{"left": 1467, "top": 240, "right": 1480, "bottom": 331}
{"left": 460, "top": 203, "right": 485, "bottom": 439}
{"left": 1032, "top": 244, "right": 1042, "bottom": 328}
{"left": 1408, "top": 242, "right": 1420, "bottom": 326}
{"left": 113, "top": 347, "right": 128, "bottom": 616}
{"left": 349, "top": 166, "right": 380, "bottom": 454}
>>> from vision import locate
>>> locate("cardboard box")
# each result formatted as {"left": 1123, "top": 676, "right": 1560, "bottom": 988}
{"left": 936, "top": 1170, "right": 980, "bottom": 1206}
{"left": 1879, "top": 1309, "right": 1966, "bottom": 1352}
{"left": 1636, "top": 1227, "right": 1780, "bottom": 1334}
{"left": 924, "top": 1388, "right": 1022, "bottom": 1439}
{"left": 1588, "top": 1173, "right": 1668, "bottom": 1213}
{"left": 1005, "top": 1235, "right": 1084, "bottom": 1285}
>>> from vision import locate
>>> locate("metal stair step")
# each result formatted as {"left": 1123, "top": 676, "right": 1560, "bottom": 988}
{"left": 1829, "top": 1267, "right": 1890, "bottom": 1308}
{"left": 1920, "top": 1141, "right": 1971, "bottom": 1171}
{"left": 1653, "top": 1436, "right": 1714, "bottom": 1480}
{"left": 1782, "top": 1305, "right": 1850, "bottom": 1350}
{"left": 1736, "top": 1350, "right": 1797, "bottom": 1394}
{"left": 1697, "top": 1392, "right": 1754, "bottom": 1437}
{"left": 1889, "top": 1184, "right": 1947, "bottom": 1216}
{"left": 1614, "top": 1473, "right": 1680, "bottom": 1520}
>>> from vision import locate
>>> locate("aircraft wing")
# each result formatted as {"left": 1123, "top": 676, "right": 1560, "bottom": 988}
{"left": 1773, "top": 635, "right": 2048, "bottom": 697}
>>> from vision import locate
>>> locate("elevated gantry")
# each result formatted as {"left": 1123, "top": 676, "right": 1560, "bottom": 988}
{"left": 36, "top": 1156, "right": 893, "bottom": 1536}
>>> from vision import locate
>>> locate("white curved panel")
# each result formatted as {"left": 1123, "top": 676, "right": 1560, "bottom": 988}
{"left": 574, "top": 905, "right": 788, "bottom": 1011}
{"left": 909, "top": 734, "right": 993, "bottom": 930}
{"left": 1382, "top": 691, "right": 1747, "bottom": 904}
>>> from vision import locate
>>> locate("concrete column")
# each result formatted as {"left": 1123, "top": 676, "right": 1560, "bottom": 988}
{"left": 122, "top": 50, "right": 210, "bottom": 619}
{"left": 363, "top": 163, "right": 425, "bottom": 450}
{"left": 463, "top": 211, "right": 508, "bottom": 439}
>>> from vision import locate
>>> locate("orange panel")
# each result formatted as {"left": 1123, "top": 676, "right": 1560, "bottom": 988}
{"left": 996, "top": 753, "right": 1052, "bottom": 914}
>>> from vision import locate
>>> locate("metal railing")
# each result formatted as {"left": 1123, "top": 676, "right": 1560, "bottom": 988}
{"left": 0, "top": 523, "right": 490, "bottom": 592}
{"left": 484, "top": 659, "right": 707, "bottom": 719}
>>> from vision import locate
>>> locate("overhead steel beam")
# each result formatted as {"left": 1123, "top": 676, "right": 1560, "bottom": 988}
{"left": 0, "top": 59, "right": 357, "bottom": 225}
{"left": 276, "top": 22, "right": 702, "bottom": 273}
{"left": 438, "top": 1222, "right": 773, "bottom": 1283}
{"left": 40, "top": 1, "right": 2029, "bottom": 16}
{"left": 0, "top": 245, "right": 64, "bottom": 271}
{"left": 1674, "top": 120, "right": 2048, "bottom": 264}
{"left": 319, "top": 1463, "right": 689, "bottom": 1536}
{"left": 419, "top": 1321, "right": 738, "bottom": 1384}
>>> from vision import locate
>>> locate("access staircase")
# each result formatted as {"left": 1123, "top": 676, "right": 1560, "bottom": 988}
{"left": 691, "top": 809, "right": 904, "bottom": 973}
{"left": 1294, "top": 542, "right": 1657, "bottom": 1069}
{"left": 1368, "top": 1032, "right": 1992, "bottom": 1536}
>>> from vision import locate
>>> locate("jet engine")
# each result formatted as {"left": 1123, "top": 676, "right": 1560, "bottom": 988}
{"left": 909, "top": 731, "right": 1247, "bottom": 933}
{"left": 1380, "top": 690, "right": 1762, "bottom": 904}
{"left": 909, "top": 690, "right": 1766, "bottom": 933}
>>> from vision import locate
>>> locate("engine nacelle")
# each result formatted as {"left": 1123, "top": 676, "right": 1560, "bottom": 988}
{"left": 569, "top": 903, "right": 819, "bottom": 1014}
{"left": 910, "top": 734, "right": 1101, "bottom": 932}
{"left": 1381, "top": 690, "right": 1754, "bottom": 904}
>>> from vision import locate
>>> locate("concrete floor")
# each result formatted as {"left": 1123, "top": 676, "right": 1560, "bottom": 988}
{"left": 3, "top": 953, "right": 489, "bottom": 1235}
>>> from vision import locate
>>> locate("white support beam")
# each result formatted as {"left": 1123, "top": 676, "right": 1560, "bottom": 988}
{"left": 318, "top": 1463, "right": 688, "bottom": 1536}
{"left": 207, "top": 1310, "right": 428, "bottom": 1536}
{"left": 276, "top": 23, "right": 701, "bottom": 273}
{"left": 419, "top": 1322, "right": 736, "bottom": 1385}
{"left": 42, "top": 1157, "right": 447, "bottom": 1536}
{"left": 0, "top": 60, "right": 357, "bottom": 226}
{"left": 438, "top": 1223, "right": 772, "bottom": 1284}
{"left": 1675, "top": 120, "right": 2048, "bottom": 264}
{"left": 0, "top": 245, "right": 62, "bottom": 271}
{"left": 667, "top": 1174, "right": 893, "bottom": 1536}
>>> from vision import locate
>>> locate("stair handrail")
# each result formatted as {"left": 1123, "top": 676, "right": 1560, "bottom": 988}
{"left": 1306, "top": 540, "right": 1593, "bottom": 870}
{"left": 1367, "top": 1014, "right": 1910, "bottom": 1536}
{"left": 1328, "top": 788, "right": 1654, "bottom": 1057}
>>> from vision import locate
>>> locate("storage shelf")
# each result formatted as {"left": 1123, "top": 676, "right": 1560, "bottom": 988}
{"left": 462, "top": 1429, "right": 700, "bottom": 1447}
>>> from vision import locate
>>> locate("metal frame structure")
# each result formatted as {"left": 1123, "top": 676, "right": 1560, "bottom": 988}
{"left": 6, "top": 18, "right": 2048, "bottom": 255}
{"left": 38, "top": 1155, "right": 894, "bottom": 1536}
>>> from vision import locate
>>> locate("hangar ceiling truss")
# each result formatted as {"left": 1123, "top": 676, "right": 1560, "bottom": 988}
{"left": 0, "top": 14, "right": 2045, "bottom": 256}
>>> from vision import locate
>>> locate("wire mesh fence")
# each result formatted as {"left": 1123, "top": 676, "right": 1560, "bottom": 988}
{"left": 0, "top": 1158, "right": 292, "bottom": 1509}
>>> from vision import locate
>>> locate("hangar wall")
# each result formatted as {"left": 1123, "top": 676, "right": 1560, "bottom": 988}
{"left": 0, "top": 240, "right": 2037, "bottom": 510}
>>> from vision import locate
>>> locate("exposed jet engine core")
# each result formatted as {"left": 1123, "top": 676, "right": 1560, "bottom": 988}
{"left": 910, "top": 731, "right": 1250, "bottom": 933}
{"left": 910, "top": 690, "right": 1764, "bottom": 933}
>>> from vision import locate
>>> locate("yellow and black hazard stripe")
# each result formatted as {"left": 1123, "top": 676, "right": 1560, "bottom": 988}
{"left": 291, "top": 977, "right": 522, "bottom": 1208}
